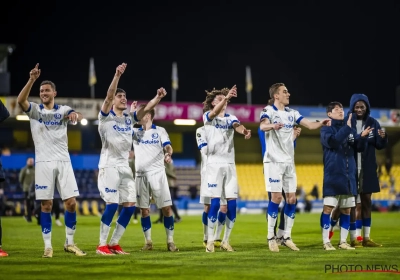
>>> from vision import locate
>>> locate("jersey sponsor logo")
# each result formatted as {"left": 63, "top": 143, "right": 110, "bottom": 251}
{"left": 35, "top": 184, "right": 48, "bottom": 190}
{"left": 151, "top": 133, "right": 159, "bottom": 139}
{"left": 113, "top": 124, "right": 132, "bottom": 132}
{"left": 139, "top": 139, "right": 160, "bottom": 144}
{"left": 39, "top": 119, "right": 63, "bottom": 126}
{"left": 105, "top": 187, "right": 117, "bottom": 193}
{"left": 54, "top": 113, "right": 62, "bottom": 119}
{"left": 208, "top": 183, "right": 217, "bottom": 188}
{"left": 214, "top": 123, "right": 232, "bottom": 129}
{"left": 273, "top": 121, "right": 293, "bottom": 129}
{"left": 269, "top": 178, "right": 280, "bottom": 183}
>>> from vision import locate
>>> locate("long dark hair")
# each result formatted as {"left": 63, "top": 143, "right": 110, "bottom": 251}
{"left": 202, "top": 88, "right": 230, "bottom": 112}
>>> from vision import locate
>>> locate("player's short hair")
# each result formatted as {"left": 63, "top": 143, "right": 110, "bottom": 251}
{"left": 40, "top": 80, "right": 56, "bottom": 91}
{"left": 202, "top": 88, "right": 230, "bottom": 112}
{"left": 139, "top": 104, "right": 155, "bottom": 120}
{"left": 326, "top": 101, "right": 343, "bottom": 113}
{"left": 268, "top": 83, "right": 285, "bottom": 105}
{"left": 116, "top": 88, "right": 126, "bottom": 95}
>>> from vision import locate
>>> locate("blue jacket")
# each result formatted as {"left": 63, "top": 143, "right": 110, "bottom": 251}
{"left": 320, "top": 116, "right": 367, "bottom": 197}
{"left": 347, "top": 94, "right": 388, "bottom": 193}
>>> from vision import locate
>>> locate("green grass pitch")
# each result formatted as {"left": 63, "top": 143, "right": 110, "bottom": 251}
{"left": 1, "top": 212, "right": 399, "bottom": 279}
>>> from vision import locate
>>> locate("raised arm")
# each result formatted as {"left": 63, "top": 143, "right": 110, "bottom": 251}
{"left": 17, "top": 63, "right": 41, "bottom": 112}
{"left": 208, "top": 85, "right": 237, "bottom": 120}
{"left": 134, "top": 87, "right": 167, "bottom": 120}
{"left": 101, "top": 63, "right": 127, "bottom": 115}
{"left": 300, "top": 118, "right": 330, "bottom": 130}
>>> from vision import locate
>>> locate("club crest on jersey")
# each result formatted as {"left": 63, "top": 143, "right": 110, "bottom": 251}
{"left": 288, "top": 116, "right": 294, "bottom": 122}
{"left": 54, "top": 113, "right": 62, "bottom": 119}
{"left": 197, "top": 133, "right": 201, "bottom": 138}
{"left": 125, "top": 118, "right": 132, "bottom": 125}
{"left": 152, "top": 133, "right": 159, "bottom": 139}
{"left": 368, "top": 130, "right": 374, "bottom": 138}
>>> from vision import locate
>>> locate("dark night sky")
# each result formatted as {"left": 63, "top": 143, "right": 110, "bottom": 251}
{"left": 1, "top": 1, "right": 400, "bottom": 108}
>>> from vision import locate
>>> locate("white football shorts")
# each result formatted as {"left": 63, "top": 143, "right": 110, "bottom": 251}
{"left": 324, "top": 195, "right": 355, "bottom": 208}
{"left": 135, "top": 168, "right": 172, "bottom": 209}
{"left": 200, "top": 196, "right": 227, "bottom": 205}
{"left": 98, "top": 166, "right": 136, "bottom": 204}
{"left": 263, "top": 162, "right": 297, "bottom": 193}
{"left": 199, "top": 167, "right": 227, "bottom": 205}
{"left": 204, "top": 163, "right": 238, "bottom": 199}
{"left": 35, "top": 161, "right": 79, "bottom": 200}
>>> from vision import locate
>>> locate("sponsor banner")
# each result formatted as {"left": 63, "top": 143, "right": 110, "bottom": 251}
{"left": 152, "top": 103, "right": 399, "bottom": 126}
{"left": 4, "top": 97, "right": 399, "bottom": 126}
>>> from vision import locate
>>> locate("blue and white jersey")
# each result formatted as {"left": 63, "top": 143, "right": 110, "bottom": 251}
{"left": 25, "top": 102, "right": 74, "bottom": 162}
{"left": 132, "top": 124, "right": 171, "bottom": 174}
{"left": 259, "top": 105, "right": 303, "bottom": 163}
{"left": 196, "top": 126, "right": 207, "bottom": 174}
{"left": 203, "top": 111, "right": 239, "bottom": 164}
{"left": 98, "top": 110, "right": 138, "bottom": 169}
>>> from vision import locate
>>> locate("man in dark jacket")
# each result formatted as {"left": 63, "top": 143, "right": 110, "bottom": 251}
{"left": 349, "top": 94, "right": 387, "bottom": 247}
{"left": 319, "top": 102, "right": 370, "bottom": 250}
{"left": 0, "top": 99, "right": 10, "bottom": 257}
{"left": 330, "top": 94, "right": 388, "bottom": 247}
